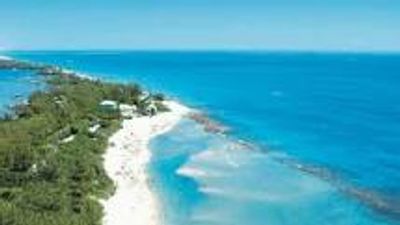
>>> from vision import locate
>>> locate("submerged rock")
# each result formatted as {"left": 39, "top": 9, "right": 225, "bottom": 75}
{"left": 188, "top": 112, "right": 229, "bottom": 134}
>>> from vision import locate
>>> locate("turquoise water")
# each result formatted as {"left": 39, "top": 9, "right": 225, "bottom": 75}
{"left": 0, "top": 69, "right": 44, "bottom": 115}
{"left": 150, "top": 119, "right": 388, "bottom": 225}
{"left": 6, "top": 51, "right": 400, "bottom": 224}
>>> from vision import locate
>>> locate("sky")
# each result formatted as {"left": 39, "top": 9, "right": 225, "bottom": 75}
{"left": 0, "top": 0, "right": 399, "bottom": 51}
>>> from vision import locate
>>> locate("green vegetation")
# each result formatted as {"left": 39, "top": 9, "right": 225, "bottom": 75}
{"left": 0, "top": 60, "right": 166, "bottom": 225}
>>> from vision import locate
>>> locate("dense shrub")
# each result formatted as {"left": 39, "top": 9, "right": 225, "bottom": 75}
{"left": 0, "top": 65, "right": 145, "bottom": 225}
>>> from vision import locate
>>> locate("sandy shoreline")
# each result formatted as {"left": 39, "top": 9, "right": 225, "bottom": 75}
{"left": 101, "top": 101, "right": 190, "bottom": 225}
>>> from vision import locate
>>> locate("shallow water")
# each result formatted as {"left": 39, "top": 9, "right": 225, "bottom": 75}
{"left": 150, "top": 119, "right": 390, "bottom": 225}
{"left": 0, "top": 69, "right": 44, "bottom": 115}
{"left": 7, "top": 51, "right": 400, "bottom": 224}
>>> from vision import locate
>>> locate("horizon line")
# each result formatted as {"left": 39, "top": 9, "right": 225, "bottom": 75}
{"left": 2, "top": 48, "right": 400, "bottom": 55}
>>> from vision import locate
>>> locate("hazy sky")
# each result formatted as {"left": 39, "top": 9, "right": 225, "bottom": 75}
{"left": 0, "top": 0, "right": 399, "bottom": 51}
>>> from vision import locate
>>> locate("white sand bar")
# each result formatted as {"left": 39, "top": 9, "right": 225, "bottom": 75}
{"left": 101, "top": 101, "right": 190, "bottom": 225}
{"left": 0, "top": 55, "right": 12, "bottom": 60}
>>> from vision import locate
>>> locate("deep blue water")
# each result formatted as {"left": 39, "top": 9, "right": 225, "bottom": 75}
{"left": 5, "top": 51, "right": 400, "bottom": 224}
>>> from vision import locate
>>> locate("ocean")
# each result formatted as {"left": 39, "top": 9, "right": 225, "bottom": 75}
{"left": 3, "top": 51, "right": 400, "bottom": 224}
{"left": 0, "top": 68, "right": 45, "bottom": 115}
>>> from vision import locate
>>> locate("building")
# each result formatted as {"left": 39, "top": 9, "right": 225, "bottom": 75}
{"left": 119, "top": 104, "right": 138, "bottom": 119}
{"left": 99, "top": 100, "right": 118, "bottom": 112}
{"left": 145, "top": 102, "right": 158, "bottom": 117}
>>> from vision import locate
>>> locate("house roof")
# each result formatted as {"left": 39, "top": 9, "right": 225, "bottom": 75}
{"left": 100, "top": 100, "right": 118, "bottom": 106}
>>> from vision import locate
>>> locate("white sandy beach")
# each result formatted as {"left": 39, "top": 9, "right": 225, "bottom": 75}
{"left": 101, "top": 101, "right": 190, "bottom": 225}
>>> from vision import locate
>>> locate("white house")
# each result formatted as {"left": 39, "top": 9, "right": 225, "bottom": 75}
{"left": 145, "top": 102, "right": 158, "bottom": 116}
{"left": 119, "top": 104, "right": 138, "bottom": 118}
{"left": 99, "top": 100, "right": 118, "bottom": 111}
